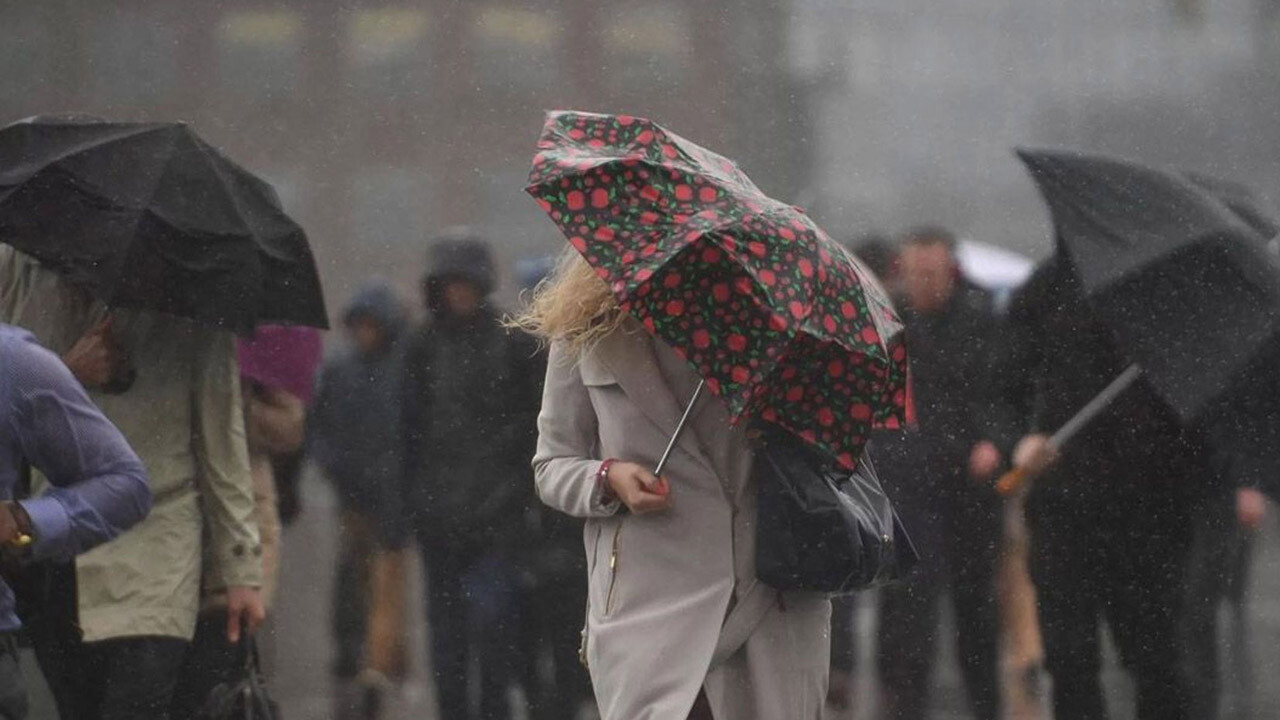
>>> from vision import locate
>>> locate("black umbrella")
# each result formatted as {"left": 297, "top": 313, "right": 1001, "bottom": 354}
{"left": 0, "top": 117, "right": 327, "bottom": 331}
{"left": 998, "top": 149, "right": 1280, "bottom": 493}
{"left": 1183, "top": 173, "right": 1280, "bottom": 489}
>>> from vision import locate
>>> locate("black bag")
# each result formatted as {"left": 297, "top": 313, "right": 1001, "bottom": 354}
{"left": 754, "top": 424, "right": 918, "bottom": 594}
{"left": 195, "top": 637, "right": 279, "bottom": 720}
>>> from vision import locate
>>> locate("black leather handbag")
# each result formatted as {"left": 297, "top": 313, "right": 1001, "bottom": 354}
{"left": 754, "top": 423, "right": 918, "bottom": 594}
{"left": 195, "top": 637, "right": 279, "bottom": 720}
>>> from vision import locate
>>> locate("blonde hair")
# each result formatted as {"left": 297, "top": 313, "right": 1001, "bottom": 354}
{"left": 509, "top": 248, "right": 626, "bottom": 352}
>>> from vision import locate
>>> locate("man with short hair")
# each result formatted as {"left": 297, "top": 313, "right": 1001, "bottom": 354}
{"left": 873, "top": 226, "right": 1004, "bottom": 720}
{"left": 0, "top": 323, "right": 152, "bottom": 719}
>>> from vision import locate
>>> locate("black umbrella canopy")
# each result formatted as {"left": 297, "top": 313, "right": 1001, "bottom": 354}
{"left": 0, "top": 117, "right": 327, "bottom": 331}
{"left": 1017, "top": 148, "right": 1280, "bottom": 422}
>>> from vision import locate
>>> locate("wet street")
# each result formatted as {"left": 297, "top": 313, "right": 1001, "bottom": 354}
{"left": 266, "top": 468, "right": 1280, "bottom": 720}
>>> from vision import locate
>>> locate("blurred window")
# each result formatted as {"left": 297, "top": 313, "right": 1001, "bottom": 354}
{"left": 602, "top": 3, "right": 693, "bottom": 87}
{"left": 215, "top": 9, "right": 303, "bottom": 102}
{"left": 471, "top": 5, "right": 561, "bottom": 91}
{"left": 345, "top": 8, "right": 431, "bottom": 99}
{"left": 88, "top": 11, "right": 180, "bottom": 107}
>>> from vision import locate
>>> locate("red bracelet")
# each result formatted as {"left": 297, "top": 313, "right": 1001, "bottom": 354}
{"left": 598, "top": 458, "right": 618, "bottom": 499}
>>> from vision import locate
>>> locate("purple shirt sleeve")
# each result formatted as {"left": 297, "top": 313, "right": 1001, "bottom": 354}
{"left": 5, "top": 333, "right": 152, "bottom": 561}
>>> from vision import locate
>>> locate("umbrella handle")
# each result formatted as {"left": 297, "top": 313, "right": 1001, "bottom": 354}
{"left": 995, "top": 364, "right": 1143, "bottom": 498}
{"left": 654, "top": 380, "right": 705, "bottom": 477}
{"left": 995, "top": 466, "right": 1029, "bottom": 496}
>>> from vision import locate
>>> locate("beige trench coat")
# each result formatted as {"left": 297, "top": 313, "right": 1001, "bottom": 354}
{"left": 534, "top": 324, "right": 830, "bottom": 720}
{"left": 0, "top": 248, "right": 261, "bottom": 641}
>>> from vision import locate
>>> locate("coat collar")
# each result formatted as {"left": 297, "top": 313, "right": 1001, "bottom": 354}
{"left": 590, "top": 324, "right": 719, "bottom": 478}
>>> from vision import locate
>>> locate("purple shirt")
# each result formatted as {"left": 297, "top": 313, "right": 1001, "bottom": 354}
{"left": 0, "top": 324, "right": 151, "bottom": 631}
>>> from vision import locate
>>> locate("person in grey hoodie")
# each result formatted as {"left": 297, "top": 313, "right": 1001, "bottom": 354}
{"left": 308, "top": 281, "right": 409, "bottom": 718}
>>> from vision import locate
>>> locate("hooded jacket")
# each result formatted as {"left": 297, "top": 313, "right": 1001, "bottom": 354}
{"left": 401, "top": 233, "right": 542, "bottom": 553}
{"left": 308, "top": 283, "right": 407, "bottom": 534}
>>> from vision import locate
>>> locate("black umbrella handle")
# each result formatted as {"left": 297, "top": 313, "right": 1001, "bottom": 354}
{"left": 654, "top": 380, "right": 705, "bottom": 477}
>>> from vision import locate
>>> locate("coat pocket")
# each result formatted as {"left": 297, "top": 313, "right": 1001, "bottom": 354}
{"left": 588, "top": 516, "right": 626, "bottom": 619}
{"left": 604, "top": 521, "right": 623, "bottom": 616}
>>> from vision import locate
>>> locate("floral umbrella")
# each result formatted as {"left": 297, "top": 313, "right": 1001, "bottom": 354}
{"left": 526, "top": 111, "right": 907, "bottom": 468}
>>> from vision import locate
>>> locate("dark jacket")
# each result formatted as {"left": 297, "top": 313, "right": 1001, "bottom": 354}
{"left": 308, "top": 283, "right": 407, "bottom": 535}
{"left": 401, "top": 237, "right": 542, "bottom": 553}
{"left": 990, "top": 256, "right": 1220, "bottom": 513}
{"left": 875, "top": 286, "right": 1000, "bottom": 505}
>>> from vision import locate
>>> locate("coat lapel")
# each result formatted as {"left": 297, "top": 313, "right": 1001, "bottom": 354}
{"left": 593, "top": 325, "right": 719, "bottom": 477}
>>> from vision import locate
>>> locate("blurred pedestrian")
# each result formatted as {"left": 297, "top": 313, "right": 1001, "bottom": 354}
{"left": 0, "top": 247, "right": 265, "bottom": 720}
{"left": 871, "top": 227, "right": 1004, "bottom": 720}
{"left": 992, "top": 255, "right": 1221, "bottom": 720}
{"left": 517, "top": 251, "right": 831, "bottom": 720}
{"left": 401, "top": 230, "right": 542, "bottom": 720}
{"left": 170, "top": 325, "right": 320, "bottom": 719}
{"left": 0, "top": 324, "right": 152, "bottom": 719}
{"left": 846, "top": 234, "right": 899, "bottom": 291}
{"left": 511, "top": 256, "right": 594, "bottom": 720}
{"left": 827, "top": 234, "right": 901, "bottom": 712}
{"left": 1182, "top": 469, "right": 1266, "bottom": 720}
{"left": 308, "top": 282, "right": 409, "bottom": 719}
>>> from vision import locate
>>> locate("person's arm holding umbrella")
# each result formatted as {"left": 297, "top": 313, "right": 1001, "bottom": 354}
{"left": 532, "top": 342, "right": 669, "bottom": 519}
{"left": 191, "top": 328, "right": 265, "bottom": 644}
{"left": 988, "top": 265, "right": 1060, "bottom": 486}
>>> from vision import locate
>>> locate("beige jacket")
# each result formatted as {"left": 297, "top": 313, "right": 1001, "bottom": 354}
{"left": 534, "top": 323, "right": 830, "bottom": 720}
{"left": 0, "top": 248, "right": 261, "bottom": 641}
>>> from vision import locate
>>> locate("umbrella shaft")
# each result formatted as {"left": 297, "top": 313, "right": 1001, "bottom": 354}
{"left": 655, "top": 380, "right": 706, "bottom": 476}
{"left": 1051, "top": 363, "right": 1143, "bottom": 448}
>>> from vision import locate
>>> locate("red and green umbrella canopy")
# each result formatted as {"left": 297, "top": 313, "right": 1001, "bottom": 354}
{"left": 527, "top": 111, "right": 907, "bottom": 468}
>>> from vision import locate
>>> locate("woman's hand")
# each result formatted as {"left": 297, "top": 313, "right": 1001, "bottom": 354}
{"left": 605, "top": 461, "right": 671, "bottom": 514}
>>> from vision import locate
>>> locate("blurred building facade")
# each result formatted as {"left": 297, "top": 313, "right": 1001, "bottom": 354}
{"left": 1, "top": 0, "right": 810, "bottom": 311}
{"left": 791, "top": 0, "right": 1280, "bottom": 255}
{"left": 8, "top": 1, "right": 1280, "bottom": 308}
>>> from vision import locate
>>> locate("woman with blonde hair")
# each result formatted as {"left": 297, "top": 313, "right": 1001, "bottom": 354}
{"left": 515, "top": 251, "right": 832, "bottom": 720}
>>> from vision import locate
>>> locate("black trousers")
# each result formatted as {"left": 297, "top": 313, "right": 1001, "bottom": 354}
{"left": 40, "top": 635, "right": 189, "bottom": 720}
{"left": 877, "top": 488, "right": 1002, "bottom": 720}
{"left": 518, "top": 569, "right": 593, "bottom": 720}
{"left": 422, "top": 542, "right": 521, "bottom": 720}
{"left": 1182, "top": 491, "right": 1254, "bottom": 720}
{"left": 0, "top": 635, "right": 27, "bottom": 720}
{"left": 169, "top": 610, "right": 239, "bottom": 720}
{"left": 1029, "top": 491, "right": 1193, "bottom": 720}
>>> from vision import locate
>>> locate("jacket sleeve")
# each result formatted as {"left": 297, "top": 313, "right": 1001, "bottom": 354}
{"left": 986, "top": 271, "right": 1049, "bottom": 456}
{"left": 193, "top": 329, "right": 262, "bottom": 590}
{"left": 965, "top": 300, "right": 1007, "bottom": 448}
{"left": 8, "top": 335, "right": 152, "bottom": 561}
{"left": 532, "top": 341, "right": 620, "bottom": 519}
